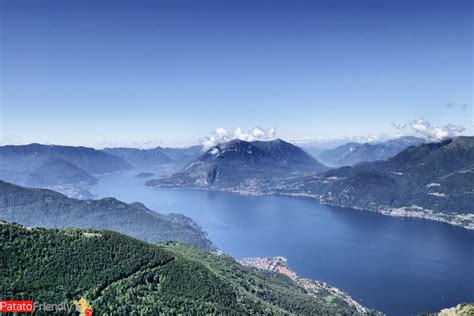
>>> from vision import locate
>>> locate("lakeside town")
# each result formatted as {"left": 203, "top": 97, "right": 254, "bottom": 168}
{"left": 239, "top": 256, "right": 370, "bottom": 314}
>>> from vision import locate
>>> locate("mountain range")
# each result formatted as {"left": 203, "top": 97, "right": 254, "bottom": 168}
{"left": 0, "top": 180, "right": 213, "bottom": 250}
{"left": 0, "top": 143, "right": 131, "bottom": 198}
{"left": 103, "top": 145, "right": 202, "bottom": 170}
{"left": 148, "top": 137, "right": 474, "bottom": 229}
{"left": 147, "top": 139, "right": 328, "bottom": 190}
{"left": 316, "top": 136, "right": 425, "bottom": 167}
{"left": 296, "top": 135, "right": 393, "bottom": 158}
{"left": 1, "top": 222, "right": 377, "bottom": 314}
{"left": 273, "top": 137, "right": 474, "bottom": 228}
{"left": 1, "top": 143, "right": 132, "bottom": 174}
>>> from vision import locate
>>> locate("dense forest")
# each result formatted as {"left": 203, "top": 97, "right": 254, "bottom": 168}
{"left": 0, "top": 221, "right": 379, "bottom": 315}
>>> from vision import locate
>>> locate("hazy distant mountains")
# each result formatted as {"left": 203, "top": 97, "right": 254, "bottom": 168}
{"left": 0, "top": 143, "right": 202, "bottom": 199}
{"left": 0, "top": 180, "right": 213, "bottom": 250}
{"left": 315, "top": 136, "right": 425, "bottom": 167}
{"left": 0, "top": 144, "right": 131, "bottom": 198}
{"left": 103, "top": 146, "right": 202, "bottom": 169}
{"left": 297, "top": 136, "right": 391, "bottom": 158}
{"left": 1, "top": 143, "right": 132, "bottom": 174}
{"left": 275, "top": 136, "right": 474, "bottom": 228}
{"left": 147, "top": 139, "right": 328, "bottom": 189}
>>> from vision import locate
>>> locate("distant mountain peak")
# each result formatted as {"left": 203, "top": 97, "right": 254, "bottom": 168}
{"left": 147, "top": 138, "right": 328, "bottom": 190}
{"left": 316, "top": 136, "right": 426, "bottom": 167}
{"left": 102, "top": 145, "right": 202, "bottom": 169}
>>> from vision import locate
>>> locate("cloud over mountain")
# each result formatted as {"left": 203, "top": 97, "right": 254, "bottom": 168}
{"left": 392, "top": 117, "right": 466, "bottom": 141}
{"left": 410, "top": 118, "right": 465, "bottom": 141}
{"left": 200, "top": 127, "right": 277, "bottom": 150}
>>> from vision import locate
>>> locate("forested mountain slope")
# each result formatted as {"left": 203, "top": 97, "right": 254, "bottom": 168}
{"left": 0, "top": 222, "right": 379, "bottom": 315}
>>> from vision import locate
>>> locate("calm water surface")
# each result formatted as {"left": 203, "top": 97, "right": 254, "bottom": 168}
{"left": 91, "top": 169, "right": 474, "bottom": 315}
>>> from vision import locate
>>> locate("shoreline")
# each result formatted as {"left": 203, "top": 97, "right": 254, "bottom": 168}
{"left": 239, "top": 256, "right": 375, "bottom": 314}
{"left": 146, "top": 185, "right": 474, "bottom": 231}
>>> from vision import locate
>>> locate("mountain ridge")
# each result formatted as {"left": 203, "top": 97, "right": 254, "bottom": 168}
{"left": 0, "top": 143, "right": 132, "bottom": 198}
{"left": 103, "top": 145, "right": 202, "bottom": 169}
{"left": 147, "top": 137, "right": 474, "bottom": 229}
{"left": 0, "top": 143, "right": 132, "bottom": 174}
{"left": 273, "top": 136, "right": 474, "bottom": 229}
{"left": 0, "top": 180, "right": 213, "bottom": 250}
{"left": 317, "top": 136, "right": 425, "bottom": 167}
{"left": 1, "top": 221, "right": 378, "bottom": 315}
{"left": 147, "top": 139, "right": 328, "bottom": 189}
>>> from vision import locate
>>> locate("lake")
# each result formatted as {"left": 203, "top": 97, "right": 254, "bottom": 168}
{"left": 91, "top": 169, "right": 474, "bottom": 315}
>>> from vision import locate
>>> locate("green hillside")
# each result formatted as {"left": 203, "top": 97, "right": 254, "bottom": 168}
{"left": 0, "top": 222, "right": 378, "bottom": 315}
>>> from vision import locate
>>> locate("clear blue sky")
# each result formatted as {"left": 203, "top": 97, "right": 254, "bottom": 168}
{"left": 1, "top": 0, "right": 472, "bottom": 147}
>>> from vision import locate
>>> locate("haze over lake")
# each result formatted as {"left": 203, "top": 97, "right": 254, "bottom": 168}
{"left": 91, "top": 169, "right": 474, "bottom": 315}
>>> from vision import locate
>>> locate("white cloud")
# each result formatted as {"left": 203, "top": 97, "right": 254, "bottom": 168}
{"left": 410, "top": 118, "right": 465, "bottom": 141}
{"left": 252, "top": 128, "right": 265, "bottom": 138}
{"left": 199, "top": 127, "right": 277, "bottom": 150}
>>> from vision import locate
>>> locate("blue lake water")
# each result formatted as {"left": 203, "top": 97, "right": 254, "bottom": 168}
{"left": 91, "top": 169, "right": 474, "bottom": 315}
